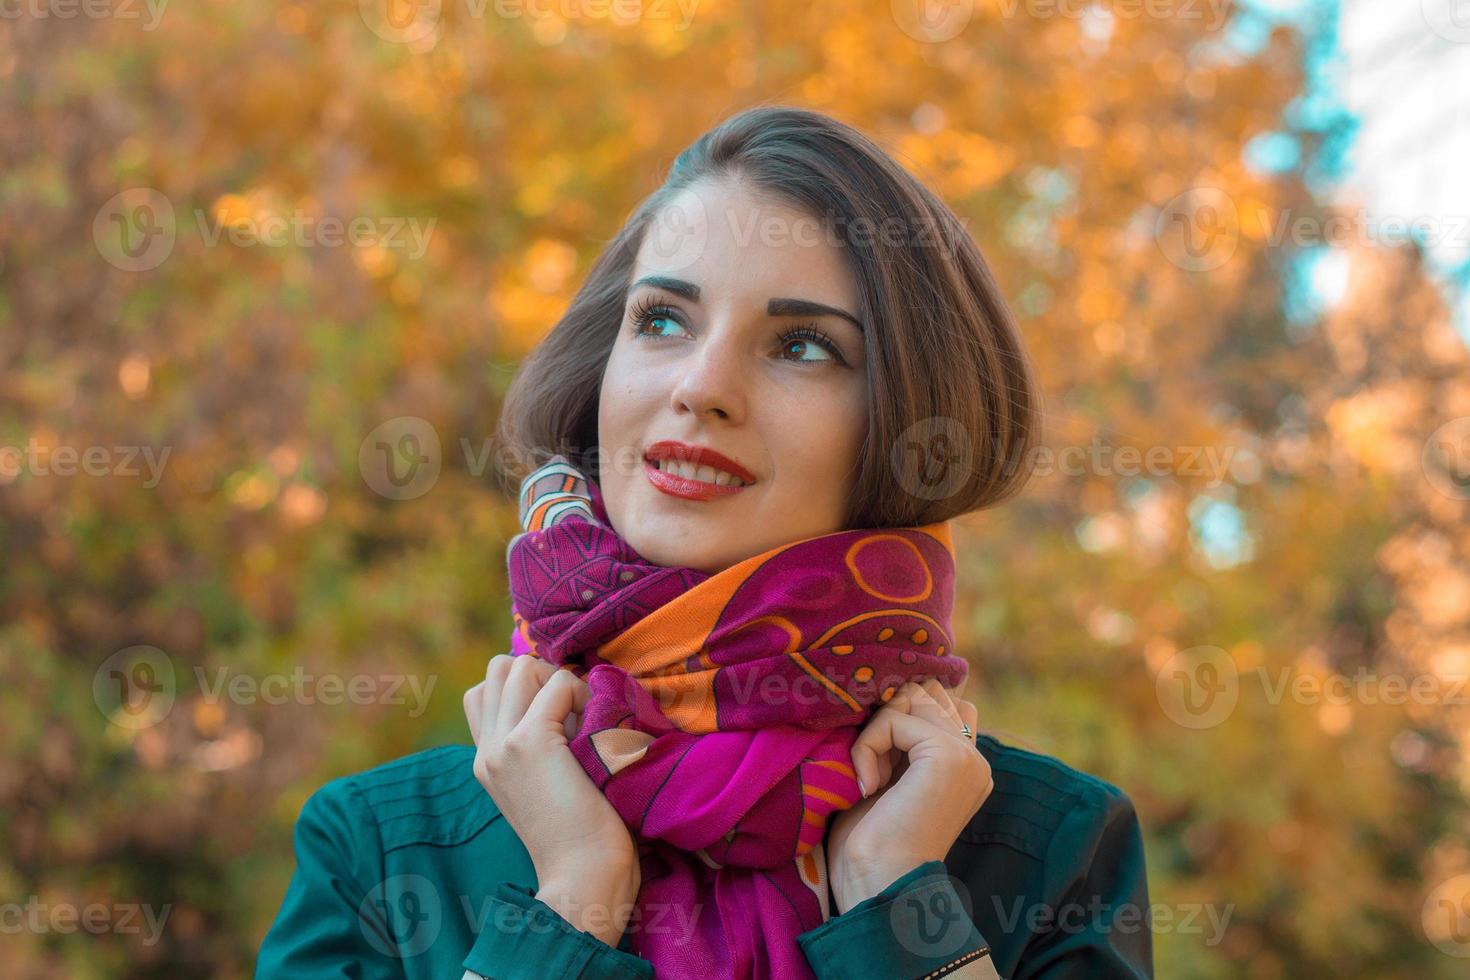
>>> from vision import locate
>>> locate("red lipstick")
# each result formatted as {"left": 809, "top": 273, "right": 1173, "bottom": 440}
{"left": 643, "top": 440, "right": 756, "bottom": 501}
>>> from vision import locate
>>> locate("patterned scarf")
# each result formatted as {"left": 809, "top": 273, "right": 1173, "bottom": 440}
{"left": 504, "top": 455, "right": 967, "bottom": 980}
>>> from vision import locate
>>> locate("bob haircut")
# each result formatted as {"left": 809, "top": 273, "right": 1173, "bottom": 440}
{"left": 495, "top": 104, "right": 1040, "bottom": 530}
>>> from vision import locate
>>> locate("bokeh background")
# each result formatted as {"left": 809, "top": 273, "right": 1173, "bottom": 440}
{"left": 4, "top": 0, "right": 1470, "bottom": 976}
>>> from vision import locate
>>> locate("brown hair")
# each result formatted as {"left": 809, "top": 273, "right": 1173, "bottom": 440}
{"left": 495, "top": 104, "right": 1040, "bottom": 529}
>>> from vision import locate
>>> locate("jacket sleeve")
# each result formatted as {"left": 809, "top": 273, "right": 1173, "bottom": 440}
{"left": 460, "top": 881, "right": 655, "bottom": 980}
{"left": 1012, "top": 787, "right": 1154, "bottom": 979}
{"left": 796, "top": 860, "right": 994, "bottom": 979}
{"left": 254, "top": 780, "right": 405, "bottom": 980}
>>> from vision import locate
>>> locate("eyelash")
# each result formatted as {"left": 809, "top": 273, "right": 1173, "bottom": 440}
{"left": 626, "top": 296, "right": 848, "bottom": 366}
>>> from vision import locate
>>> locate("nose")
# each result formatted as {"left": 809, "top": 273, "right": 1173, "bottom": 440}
{"left": 667, "top": 319, "right": 748, "bottom": 424}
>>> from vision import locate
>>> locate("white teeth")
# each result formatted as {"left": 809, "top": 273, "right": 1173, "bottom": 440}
{"left": 654, "top": 458, "right": 746, "bottom": 487}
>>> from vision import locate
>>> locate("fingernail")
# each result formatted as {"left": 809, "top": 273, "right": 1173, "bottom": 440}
{"left": 857, "top": 777, "right": 869, "bottom": 799}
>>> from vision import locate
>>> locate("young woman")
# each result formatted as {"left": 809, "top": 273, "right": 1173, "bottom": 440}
{"left": 256, "top": 106, "right": 1153, "bottom": 980}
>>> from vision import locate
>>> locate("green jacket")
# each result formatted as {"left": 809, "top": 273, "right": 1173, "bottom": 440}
{"left": 255, "top": 733, "right": 1152, "bottom": 979}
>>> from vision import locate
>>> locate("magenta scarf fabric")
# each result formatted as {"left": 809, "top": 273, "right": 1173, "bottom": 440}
{"left": 503, "top": 455, "right": 967, "bottom": 979}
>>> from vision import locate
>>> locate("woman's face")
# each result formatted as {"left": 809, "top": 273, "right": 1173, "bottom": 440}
{"left": 597, "top": 176, "right": 870, "bottom": 574}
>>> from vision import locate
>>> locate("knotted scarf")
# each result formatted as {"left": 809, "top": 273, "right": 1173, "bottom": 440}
{"left": 503, "top": 455, "right": 968, "bottom": 980}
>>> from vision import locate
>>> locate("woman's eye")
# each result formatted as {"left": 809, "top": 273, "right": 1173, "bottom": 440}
{"left": 631, "top": 308, "right": 687, "bottom": 338}
{"left": 778, "top": 328, "right": 845, "bottom": 365}
{"left": 782, "top": 338, "right": 832, "bottom": 362}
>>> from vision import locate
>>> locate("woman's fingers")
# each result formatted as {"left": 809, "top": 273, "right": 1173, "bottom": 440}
{"left": 957, "top": 698, "right": 978, "bottom": 734}
{"left": 475, "top": 654, "right": 515, "bottom": 741}
{"left": 464, "top": 681, "right": 483, "bottom": 745}
{"left": 851, "top": 680, "right": 981, "bottom": 794}
{"left": 524, "top": 667, "right": 592, "bottom": 743}
{"left": 466, "top": 654, "right": 516, "bottom": 746}
{"left": 918, "top": 678, "right": 964, "bottom": 731}
{"left": 493, "top": 654, "right": 555, "bottom": 741}
{"left": 851, "top": 690, "right": 961, "bottom": 794}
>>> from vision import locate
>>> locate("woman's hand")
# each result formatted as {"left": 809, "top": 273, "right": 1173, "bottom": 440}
{"left": 826, "top": 677, "right": 992, "bottom": 914}
{"left": 464, "top": 654, "right": 641, "bottom": 946}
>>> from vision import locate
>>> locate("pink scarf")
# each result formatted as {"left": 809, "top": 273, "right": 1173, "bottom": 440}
{"left": 505, "top": 455, "right": 967, "bottom": 979}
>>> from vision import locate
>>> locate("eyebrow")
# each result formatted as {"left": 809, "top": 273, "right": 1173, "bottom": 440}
{"left": 628, "top": 275, "right": 864, "bottom": 334}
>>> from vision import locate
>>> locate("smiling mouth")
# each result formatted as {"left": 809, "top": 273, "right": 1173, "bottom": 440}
{"left": 646, "top": 457, "right": 752, "bottom": 488}
{"left": 642, "top": 455, "right": 754, "bottom": 501}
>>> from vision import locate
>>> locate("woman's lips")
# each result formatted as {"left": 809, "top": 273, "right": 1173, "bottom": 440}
{"left": 644, "top": 459, "right": 750, "bottom": 501}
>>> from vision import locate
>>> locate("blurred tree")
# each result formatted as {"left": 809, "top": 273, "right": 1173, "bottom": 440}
{"left": 1, "top": 1, "right": 1467, "bottom": 977}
